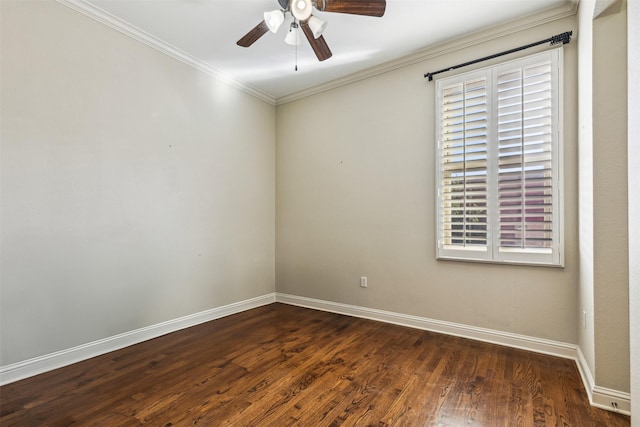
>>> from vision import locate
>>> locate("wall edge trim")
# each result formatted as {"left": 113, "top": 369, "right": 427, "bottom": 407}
{"left": 0, "top": 293, "right": 276, "bottom": 386}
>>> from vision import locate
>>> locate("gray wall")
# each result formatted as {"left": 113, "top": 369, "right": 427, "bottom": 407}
{"left": 276, "top": 17, "right": 580, "bottom": 345}
{"left": 0, "top": 0, "right": 276, "bottom": 365}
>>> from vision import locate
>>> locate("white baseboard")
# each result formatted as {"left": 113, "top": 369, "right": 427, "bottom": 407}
{"left": 275, "top": 292, "right": 632, "bottom": 417}
{"left": 1, "top": 292, "right": 630, "bottom": 417}
{"left": 576, "top": 346, "right": 631, "bottom": 415}
{"left": 275, "top": 293, "right": 578, "bottom": 358}
{"left": 0, "top": 293, "right": 276, "bottom": 386}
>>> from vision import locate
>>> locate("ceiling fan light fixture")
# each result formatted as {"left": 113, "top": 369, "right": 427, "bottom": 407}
{"left": 307, "top": 16, "right": 327, "bottom": 38}
{"left": 284, "top": 22, "right": 302, "bottom": 45}
{"left": 290, "top": 0, "right": 312, "bottom": 21}
{"left": 264, "top": 9, "right": 285, "bottom": 33}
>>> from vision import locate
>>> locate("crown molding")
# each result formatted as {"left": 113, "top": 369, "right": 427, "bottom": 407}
{"left": 594, "top": 0, "right": 622, "bottom": 18}
{"left": 55, "top": 0, "right": 578, "bottom": 107}
{"left": 276, "top": 0, "right": 578, "bottom": 105}
{"left": 56, "top": 0, "right": 276, "bottom": 105}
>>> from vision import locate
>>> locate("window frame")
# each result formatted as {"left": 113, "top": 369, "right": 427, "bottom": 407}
{"left": 435, "top": 49, "right": 564, "bottom": 267}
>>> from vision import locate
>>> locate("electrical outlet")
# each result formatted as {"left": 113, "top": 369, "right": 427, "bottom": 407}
{"left": 583, "top": 310, "right": 587, "bottom": 329}
{"left": 360, "top": 276, "right": 367, "bottom": 288}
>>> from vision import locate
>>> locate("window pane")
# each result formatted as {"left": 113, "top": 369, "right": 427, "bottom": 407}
{"left": 441, "top": 77, "right": 488, "bottom": 247}
{"left": 497, "top": 60, "right": 553, "bottom": 250}
{"left": 436, "top": 50, "right": 561, "bottom": 266}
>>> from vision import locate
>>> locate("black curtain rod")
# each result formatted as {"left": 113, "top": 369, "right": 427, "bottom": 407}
{"left": 423, "top": 31, "right": 572, "bottom": 81}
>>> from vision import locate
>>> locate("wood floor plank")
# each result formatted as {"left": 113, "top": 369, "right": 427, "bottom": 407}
{"left": 0, "top": 303, "right": 631, "bottom": 426}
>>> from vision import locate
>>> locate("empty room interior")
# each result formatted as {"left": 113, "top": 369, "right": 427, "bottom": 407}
{"left": 1, "top": 0, "right": 638, "bottom": 425}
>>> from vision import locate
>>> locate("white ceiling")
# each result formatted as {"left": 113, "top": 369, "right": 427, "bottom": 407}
{"left": 75, "top": 0, "right": 575, "bottom": 101}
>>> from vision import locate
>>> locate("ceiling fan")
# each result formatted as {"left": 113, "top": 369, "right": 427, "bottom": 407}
{"left": 237, "top": 0, "right": 386, "bottom": 62}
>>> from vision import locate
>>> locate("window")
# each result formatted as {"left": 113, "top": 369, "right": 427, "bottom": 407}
{"left": 436, "top": 49, "right": 563, "bottom": 266}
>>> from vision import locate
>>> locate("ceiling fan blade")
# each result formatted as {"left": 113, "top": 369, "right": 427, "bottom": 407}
{"left": 237, "top": 20, "right": 270, "bottom": 47}
{"left": 300, "top": 21, "right": 332, "bottom": 61}
{"left": 315, "top": 0, "right": 386, "bottom": 17}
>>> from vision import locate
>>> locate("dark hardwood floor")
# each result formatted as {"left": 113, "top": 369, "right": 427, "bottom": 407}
{"left": 0, "top": 303, "right": 630, "bottom": 426}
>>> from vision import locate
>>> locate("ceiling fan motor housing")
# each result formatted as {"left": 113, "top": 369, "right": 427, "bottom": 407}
{"left": 291, "top": 0, "right": 313, "bottom": 20}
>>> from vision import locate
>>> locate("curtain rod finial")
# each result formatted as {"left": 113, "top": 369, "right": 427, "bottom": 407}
{"left": 551, "top": 31, "right": 572, "bottom": 45}
{"left": 423, "top": 30, "right": 571, "bottom": 83}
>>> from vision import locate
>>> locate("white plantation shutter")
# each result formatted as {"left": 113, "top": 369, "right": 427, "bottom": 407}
{"left": 436, "top": 50, "right": 563, "bottom": 266}
{"left": 497, "top": 61, "right": 553, "bottom": 250}
{"left": 441, "top": 77, "right": 489, "bottom": 250}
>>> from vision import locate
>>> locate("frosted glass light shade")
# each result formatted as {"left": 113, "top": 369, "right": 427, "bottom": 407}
{"left": 307, "top": 16, "right": 326, "bottom": 39}
{"left": 284, "top": 25, "right": 302, "bottom": 45}
{"left": 264, "top": 10, "right": 285, "bottom": 33}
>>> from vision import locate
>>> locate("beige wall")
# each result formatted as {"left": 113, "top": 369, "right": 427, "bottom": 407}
{"left": 577, "top": 0, "right": 631, "bottom": 398}
{"left": 592, "top": 1, "right": 629, "bottom": 393}
{"left": 276, "top": 17, "right": 579, "bottom": 344}
{"left": 2, "top": 0, "right": 632, "bottom": 403}
{"left": 0, "top": 0, "right": 276, "bottom": 365}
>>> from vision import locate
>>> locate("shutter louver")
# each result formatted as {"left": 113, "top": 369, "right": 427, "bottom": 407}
{"left": 497, "top": 61, "right": 553, "bottom": 250}
{"left": 441, "top": 77, "right": 488, "bottom": 248}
